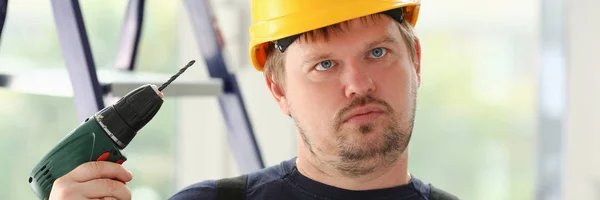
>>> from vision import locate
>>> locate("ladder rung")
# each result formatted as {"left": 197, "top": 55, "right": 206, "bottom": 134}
{"left": 0, "top": 67, "right": 223, "bottom": 97}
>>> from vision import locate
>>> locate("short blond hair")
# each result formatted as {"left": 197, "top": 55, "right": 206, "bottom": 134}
{"left": 264, "top": 14, "right": 418, "bottom": 87}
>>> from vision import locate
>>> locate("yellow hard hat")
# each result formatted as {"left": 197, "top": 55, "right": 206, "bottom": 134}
{"left": 248, "top": 0, "right": 421, "bottom": 71}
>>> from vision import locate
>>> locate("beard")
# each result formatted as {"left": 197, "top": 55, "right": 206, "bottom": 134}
{"left": 293, "top": 92, "right": 417, "bottom": 177}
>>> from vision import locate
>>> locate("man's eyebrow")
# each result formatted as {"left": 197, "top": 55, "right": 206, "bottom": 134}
{"left": 365, "top": 36, "right": 400, "bottom": 49}
{"left": 302, "top": 52, "right": 335, "bottom": 66}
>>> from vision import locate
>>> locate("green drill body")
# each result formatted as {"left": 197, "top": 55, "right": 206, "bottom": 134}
{"left": 29, "top": 116, "right": 126, "bottom": 200}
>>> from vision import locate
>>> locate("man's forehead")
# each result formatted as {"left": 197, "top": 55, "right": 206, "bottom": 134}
{"left": 296, "top": 14, "right": 394, "bottom": 44}
{"left": 272, "top": 7, "right": 407, "bottom": 54}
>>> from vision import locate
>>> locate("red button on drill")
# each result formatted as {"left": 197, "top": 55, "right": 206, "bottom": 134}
{"left": 116, "top": 159, "right": 124, "bottom": 165}
{"left": 96, "top": 152, "right": 110, "bottom": 161}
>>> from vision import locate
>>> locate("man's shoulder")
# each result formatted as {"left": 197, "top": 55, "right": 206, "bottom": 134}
{"left": 168, "top": 159, "right": 294, "bottom": 200}
{"left": 411, "top": 176, "right": 460, "bottom": 200}
{"left": 168, "top": 179, "right": 218, "bottom": 200}
{"left": 429, "top": 184, "right": 460, "bottom": 200}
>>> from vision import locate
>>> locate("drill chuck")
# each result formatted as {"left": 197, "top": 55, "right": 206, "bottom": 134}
{"left": 95, "top": 84, "right": 163, "bottom": 149}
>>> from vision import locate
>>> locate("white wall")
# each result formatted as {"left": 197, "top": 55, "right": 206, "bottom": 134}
{"left": 564, "top": 0, "right": 600, "bottom": 198}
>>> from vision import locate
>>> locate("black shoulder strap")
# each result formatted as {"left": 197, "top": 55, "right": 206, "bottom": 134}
{"left": 429, "top": 184, "right": 459, "bottom": 200}
{"left": 215, "top": 174, "right": 248, "bottom": 200}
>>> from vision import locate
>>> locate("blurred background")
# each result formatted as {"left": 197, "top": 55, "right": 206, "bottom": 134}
{"left": 0, "top": 0, "right": 598, "bottom": 199}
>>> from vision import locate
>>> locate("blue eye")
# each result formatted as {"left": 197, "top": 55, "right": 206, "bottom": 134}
{"left": 369, "top": 47, "right": 387, "bottom": 58}
{"left": 315, "top": 60, "right": 335, "bottom": 71}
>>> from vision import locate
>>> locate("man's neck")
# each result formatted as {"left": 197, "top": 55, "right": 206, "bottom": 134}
{"left": 295, "top": 150, "right": 411, "bottom": 191}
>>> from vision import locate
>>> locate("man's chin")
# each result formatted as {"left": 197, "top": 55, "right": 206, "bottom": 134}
{"left": 334, "top": 142, "right": 402, "bottom": 177}
{"left": 343, "top": 122, "right": 385, "bottom": 136}
{"left": 338, "top": 126, "right": 404, "bottom": 158}
{"left": 338, "top": 136, "right": 391, "bottom": 160}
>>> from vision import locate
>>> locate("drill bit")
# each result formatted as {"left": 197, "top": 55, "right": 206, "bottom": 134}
{"left": 158, "top": 60, "right": 195, "bottom": 91}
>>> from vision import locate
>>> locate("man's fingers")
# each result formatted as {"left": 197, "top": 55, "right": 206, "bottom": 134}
{"left": 67, "top": 161, "right": 133, "bottom": 183}
{"left": 79, "top": 179, "right": 131, "bottom": 200}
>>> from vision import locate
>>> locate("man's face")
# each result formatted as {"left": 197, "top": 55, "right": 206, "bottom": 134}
{"left": 268, "top": 16, "right": 421, "bottom": 175}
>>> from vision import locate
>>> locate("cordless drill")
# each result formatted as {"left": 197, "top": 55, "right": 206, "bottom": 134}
{"left": 28, "top": 60, "right": 196, "bottom": 200}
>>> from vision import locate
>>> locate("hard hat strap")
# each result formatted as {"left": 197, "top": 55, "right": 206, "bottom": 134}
{"left": 273, "top": 8, "right": 405, "bottom": 53}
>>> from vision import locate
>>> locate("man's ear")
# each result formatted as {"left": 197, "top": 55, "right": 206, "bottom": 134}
{"left": 414, "top": 38, "right": 422, "bottom": 88}
{"left": 265, "top": 74, "right": 290, "bottom": 116}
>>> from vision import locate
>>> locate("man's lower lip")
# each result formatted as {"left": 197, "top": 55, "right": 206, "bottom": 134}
{"left": 345, "top": 112, "right": 384, "bottom": 124}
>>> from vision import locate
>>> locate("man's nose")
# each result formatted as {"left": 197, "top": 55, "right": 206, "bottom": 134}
{"left": 342, "top": 63, "right": 376, "bottom": 99}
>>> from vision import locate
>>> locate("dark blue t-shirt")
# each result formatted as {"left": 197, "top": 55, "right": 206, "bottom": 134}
{"left": 169, "top": 158, "right": 432, "bottom": 200}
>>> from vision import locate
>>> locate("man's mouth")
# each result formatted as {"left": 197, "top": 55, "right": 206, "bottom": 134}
{"left": 342, "top": 104, "right": 385, "bottom": 124}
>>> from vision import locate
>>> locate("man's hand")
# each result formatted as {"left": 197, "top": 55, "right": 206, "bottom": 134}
{"left": 49, "top": 161, "right": 133, "bottom": 200}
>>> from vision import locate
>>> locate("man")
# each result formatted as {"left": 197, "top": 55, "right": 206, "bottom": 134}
{"left": 49, "top": 0, "right": 458, "bottom": 199}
